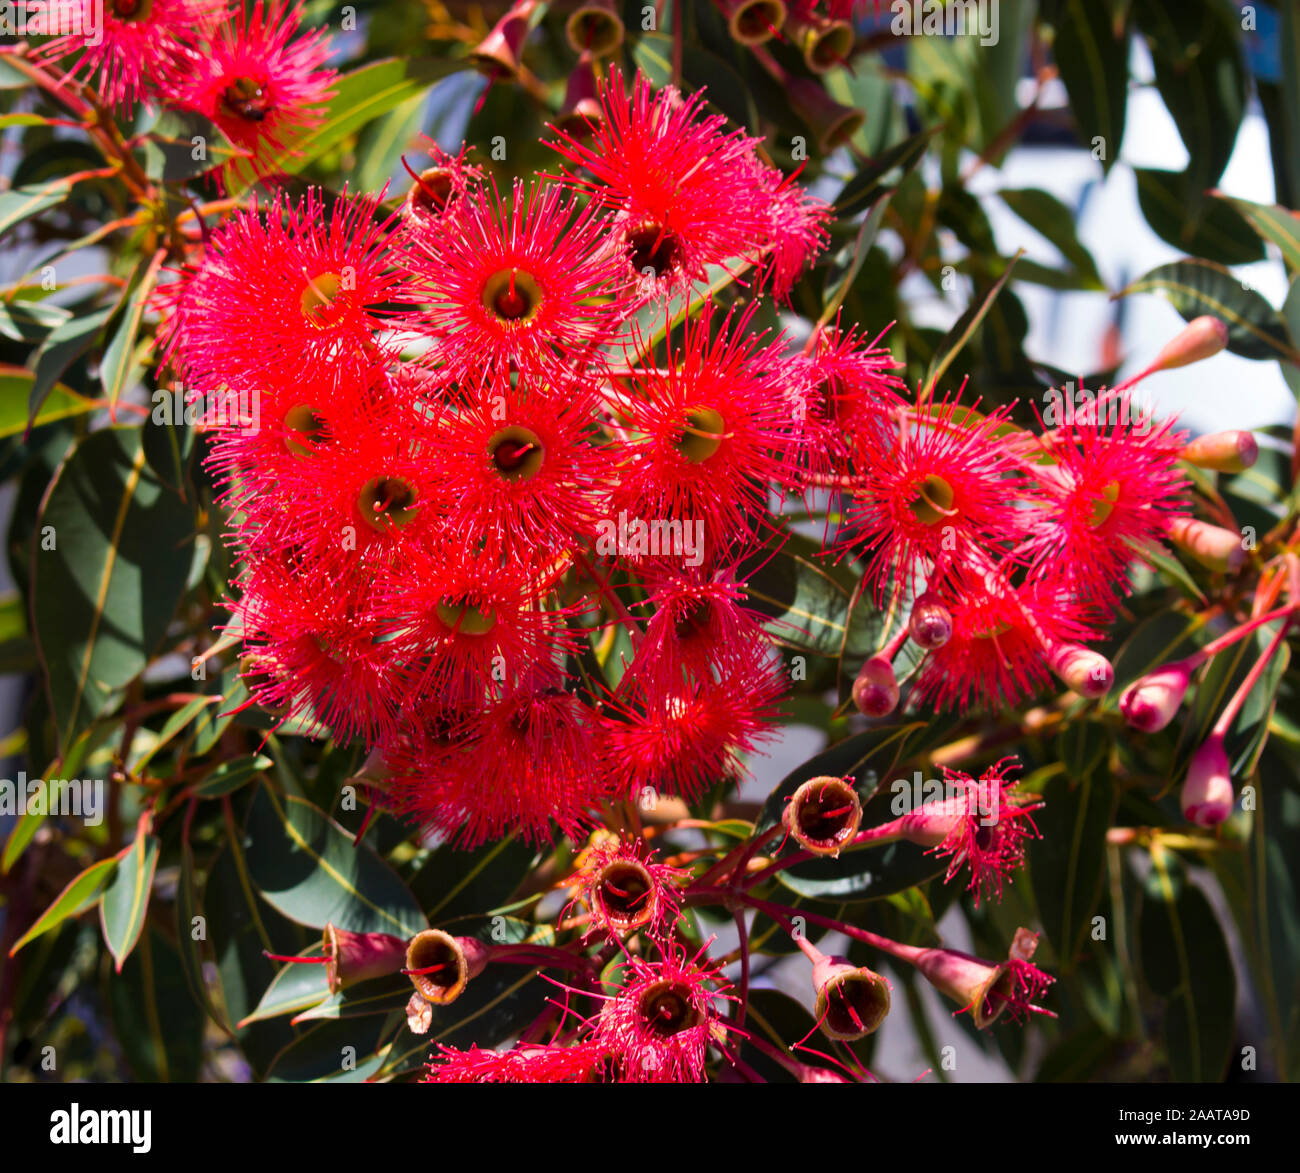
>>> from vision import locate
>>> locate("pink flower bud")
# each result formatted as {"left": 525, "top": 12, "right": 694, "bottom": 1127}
{"left": 852, "top": 656, "right": 899, "bottom": 716}
{"left": 1181, "top": 430, "right": 1259, "bottom": 474}
{"left": 1047, "top": 643, "right": 1114, "bottom": 698}
{"left": 1167, "top": 517, "right": 1246, "bottom": 573}
{"left": 1119, "top": 662, "right": 1192, "bottom": 732}
{"left": 1182, "top": 734, "right": 1235, "bottom": 827}
{"left": 1148, "top": 315, "right": 1229, "bottom": 373}
{"left": 909, "top": 594, "right": 953, "bottom": 649}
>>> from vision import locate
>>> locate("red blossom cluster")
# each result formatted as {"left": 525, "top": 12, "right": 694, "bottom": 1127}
{"left": 131, "top": 0, "right": 1246, "bottom": 852}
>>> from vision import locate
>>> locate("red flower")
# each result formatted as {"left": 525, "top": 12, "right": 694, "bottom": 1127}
{"left": 233, "top": 552, "right": 406, "bottom": 744}
{"left": 623, "top": 563, "right": 772, "bottom": 697}
{"left": 842, "top": 395, "right": 1032, "bottom": 601}
{"left": 35, "top": 0, "right": 227, "bottom": 111}
{"left": 397, "top": 177, "right": 629, "bottom": 379}
{"left": 892, "top": 757, "right": 1043, "bottom": 905}
{"left": 566, "top": 834, "right": 686, "bottom": 940}
{"left": 424, "top": 1041, "right": 607, "bottom": 1083}
{"left": 163, "top": 0, "right": 336, "bottom": 189}
{"left": 910, "top": 560, "right": 1102, "bottom": 713}
{"left": 420, "top": 366, "right": 605, "bottom": 562}
{"left": 603, "top": 303, "right": 795, "bottom": 564}
{"left": 385, "top": 688, "right": 604, "bottom": 848}
{"left": 159, "top": 187, "right": 399, "bottom": 395}
{"left": 600, "top": 655, "right": 785, "bottom": 804}
{"left": 547, "top": 68, "right": 782, "bottom": 297}
{"left": 594, "top": 943, "right": 734, "bottom": 1082}
{"left": 784, "top": 317, "right": 906, "bottom": 488}
{"left": 1025, "top": 393, "right": 1190, "bottom": 605}
{"left": 384, "top": 551, "right": 577, "bottom": 713}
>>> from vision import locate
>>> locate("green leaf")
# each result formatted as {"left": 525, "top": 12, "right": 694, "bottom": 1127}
{"left": 195, "top": 753, "right": 272, "bottom": 798}
{"left": 1118, "top": 259, "right": 1298, "bottom": 363}
{"left": 239, "top": 945, "right": 335, "bottom": 1027}
{"left": 1052, "top": 0, "right": 1130, "bottom": 171}
{"left": 1028, "top": 765, "right": 1116, "bottom": 970}
{"left": 1000, "top": 186, "right": 1106, "bottom": 287}
{"left": 263, "top": 1014, "right": 397, "bottom": 1083}
{"left": 1278, "top": 0, "right": 1300, "bottom": 214}
{"left": 27, "top": 307, "right": 114, "bottom": 427}
{"left": 7, "top": 854, "right": 117, "bottom": 956}
{"left": 924, "top": 250, "right": 1023, "bottom": 393}
{"left": 820, "top": 196, "right": 888, "bottom": 326}
{"left": 100, "top": 256, "right": 162, "bottom": 411}
{"left": 0, "top": 177, "right": 75, "bottom": 237}
{"left": 177, "top": 836, "right": 223, "bottom": 1029}
{"left": 0, "top": 364, "right": 100, "bottom": 439}
{"left": 1134, "top": 169, "right": 1264, "bottom": 267}
{"left": 0, "top": 298, "right": 70, "bottom": 344}
{"left": 99, "top": 829, "right": 160, "bottom": 971}
{"left": 1135, "top": 0, "right": 1246, "bottom": 191}
{"left": 1214, "top": 196, "right": 1300, "bottom": 273}
{"left": 736, "top": 533, "right": 855, "bottom": 656}
{"left": 32, "top": 428, "right": 196, "bottom": 751}
{"left": 409, "top": 836, "right": 538, "bottom": 923}
{"left": 243, "top": 784, "right": 428, "bottom": 938}
{"left": 142, "top": 110, "right": 240, "bottom": 182}
{"left": 834, "top": 127, "right": 938, "bottom": 219}
{"left": 1138, "top": 850, "right": 1235, "bottom": 1081}
{"left": 227, "top": 57, "right": 465, "bottom": 193}
{"left": 107, "top": 927, "right": 205, "bottom": 1081}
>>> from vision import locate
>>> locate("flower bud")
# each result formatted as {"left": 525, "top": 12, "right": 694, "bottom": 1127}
{"left": 908, "top": 594, "right": 953, "bottom": 649}
{"left": 1181, "top": 429, "right": 1258, "bottom": 474}
{"left": 811, "top": 954, "right": 891, "bottom": 1041}
{"left": 783, "top": 775, "right": 862, "bottom": 857}
{"left": 405, "top": 929, "right": 489, "bottom": 1006}
{"left": 1147, "top": 315, "right": 1229, "bottom": 373}
{"left": 322, "top": 924, "right": 407, "bottom": 995}
{"left": 786, "top": 76, "right": 864, "bottom": 153}
{"left": 1119, "top": 662, "right": 1192, "bottom": 732}
{"left": 1181, "top": 734, "right": 1234, "bottom": 827}
{"left": 786, "top": 13, "right": 854, "bottom": 74}
{"left": 564, "top": 0, "right": 624, "bottom": 56}
{"left": 470, "top": 0, "right": 539, "bottom": 80}
{"left": 556, "top": 51, "right": 603, "bottom": 138}
{"left": 1047, "top": 643, "right": 1114, "bottom": 698}
{"left": 852, "top": 656, "right": 899, "bottom": 716}
{"left": 1167, "top": 517, "right": 1247, "bottom": 573}
{"left": 715, "top": 0, "right": 786, "bottom": 46}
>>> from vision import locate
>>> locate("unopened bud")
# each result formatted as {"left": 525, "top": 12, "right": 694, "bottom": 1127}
{"left": 1047, "top": 644, "right": 1114, "bottom": 698}
{"left": 852, "top": 656, "right": 899, "bottom": 716}
{"left": 1181, "top": 430, "right": 1259, "bottom": 474}
{"left": 1147, "top": 315, "right": 1229, "bottom": 374}
{"left": 909, "top": 594, "right": 953, "bottom": 649}
{"left": 1167, "top": 516, "right": 1247, "bottom": 573}
{"left": 1182, "top": 734, "right": 1234, "bottom": 827}
{"left": 1119, "top": 661, "right": 1192, "bottom": 732}
{"left": 783, "top": 775, "right": 862, "bottom": 857}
